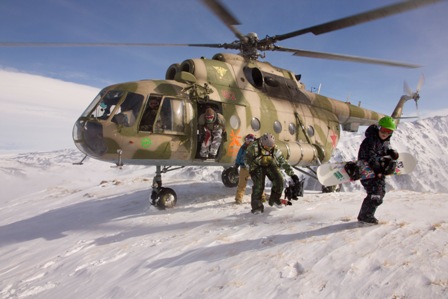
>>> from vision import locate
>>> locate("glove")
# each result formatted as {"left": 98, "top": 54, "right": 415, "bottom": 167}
{"left": 291, "top": 174, "right": 300, "bottom": 184}
{"left": 380, "top": 156, "right": 393, "bottom": 165}
{"left": 387, "top": 149, "right": 399, "bottom": 160}
{"left": 344, "top": 161, "right": 361, "bottom": 180}
{"left": 233, "top": 164, "right": 239, "bottom": 170}
{"left": 370, "top": 157, "right": 388, "bottom": 178}
{"left": 377, "top": 156, "right": 395, "bottom": 176}
{"left": 380, "top": 156, "right": 396, "bottom": 175}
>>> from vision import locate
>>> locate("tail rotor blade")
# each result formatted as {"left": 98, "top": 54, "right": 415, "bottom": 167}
{"left": 403, "top": 81, "right": 413, "bottom": 96}
{"left": 416, "top": 73, "right": 425, "bottom": 92}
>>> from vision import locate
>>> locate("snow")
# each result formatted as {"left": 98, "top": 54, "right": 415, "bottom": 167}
{"left": 1, "top": 116, "right": 448, "bottom": 298}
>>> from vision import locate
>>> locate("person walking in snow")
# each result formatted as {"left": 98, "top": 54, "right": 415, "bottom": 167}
{"left": 233, "top": 134, "right": 266, "bottom": 204}
{"left": 356, "top": 116, "right": 399, "bottom": 224}
{"left": 244, "top": 133, "right": 299, "bottom": 214}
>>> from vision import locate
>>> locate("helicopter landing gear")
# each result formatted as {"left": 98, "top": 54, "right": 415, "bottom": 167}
{"left": 221, "top": 166, "right": 239, "bottom": 187}
{"left": 151, "top": 187, "right": 177, "bottom": 209}
{"left": 150, "top": 165, "right": 182, "bottom": 209}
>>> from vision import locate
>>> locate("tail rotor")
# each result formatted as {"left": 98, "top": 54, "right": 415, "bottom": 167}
{"left": 403, "top": 74, "right": 424, "bottom": 118}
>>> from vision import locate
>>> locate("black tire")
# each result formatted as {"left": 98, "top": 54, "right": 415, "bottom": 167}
{"left": 322, "top": 184, "right": 341, "bottom": 193}
{"left": 221, "top": 167, "right": 239, "bottom": 188}
{"left": 157, "top": 187, "right": 177, "bottom": 209}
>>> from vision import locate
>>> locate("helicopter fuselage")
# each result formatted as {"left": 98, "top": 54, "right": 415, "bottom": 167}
{"left": 73, "top": 53, "right": 385, "bottom": 168}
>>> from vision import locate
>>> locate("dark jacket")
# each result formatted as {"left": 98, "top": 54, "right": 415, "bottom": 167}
{"left": 358, "top": 124, "right": 394, "bottom": 174}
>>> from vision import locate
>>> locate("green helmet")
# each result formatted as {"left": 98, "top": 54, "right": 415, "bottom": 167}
{"left": 378, "top": 116, "right": 396, "bottom": 131}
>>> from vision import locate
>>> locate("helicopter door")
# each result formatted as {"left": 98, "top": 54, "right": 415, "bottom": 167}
{"left": 195, "top": 102, "right": 224, "bottom": 160}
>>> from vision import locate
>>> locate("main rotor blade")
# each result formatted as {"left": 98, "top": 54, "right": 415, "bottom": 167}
{"left": 272, "top": 0, "right": 443, "bottom": 42}
{"left": 200, "top": 0, "right": 245, "bottom": 41}
{"left": 0, "top": 41, "right": 240, "bottom": 50}
{"left": 274, "top": 46, "right": 421, "bottom": 68}
{"left": 0, "top": 42, "right": 197, "bottom": 47}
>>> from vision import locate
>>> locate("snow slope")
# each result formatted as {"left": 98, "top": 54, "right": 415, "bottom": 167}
{"left": 1, "top": 116, "right": 448, "bottom": 298}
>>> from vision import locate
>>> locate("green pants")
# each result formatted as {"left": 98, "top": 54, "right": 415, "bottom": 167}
{"left": 250, "top": 164, "right": 284, "bottom": 210}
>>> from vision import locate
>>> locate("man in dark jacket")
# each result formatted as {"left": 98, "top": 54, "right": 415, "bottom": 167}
{"left": 357, "top": 116, "right": 399, "bottom": 224}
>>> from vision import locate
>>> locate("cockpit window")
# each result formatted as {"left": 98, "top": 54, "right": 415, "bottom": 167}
{"left": 139, "top": 96, "right": 185, "bottom": 133}
{"left": 111, "top": 92, "right": 144, "bottom": 127}
{"left": 82, "top": 90, "right": 144, "bottom": 127}
{"left": 83, "top": 90, "right": 124, "bottom": 119}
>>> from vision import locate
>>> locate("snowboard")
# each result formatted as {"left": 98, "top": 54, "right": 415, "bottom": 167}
{"left": 317, "top": 152, "right": 417, "bottom": 187}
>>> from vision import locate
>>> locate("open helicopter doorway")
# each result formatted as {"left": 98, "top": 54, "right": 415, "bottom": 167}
{"left": 195, "top": 102, "right": 225, "bottom": 161}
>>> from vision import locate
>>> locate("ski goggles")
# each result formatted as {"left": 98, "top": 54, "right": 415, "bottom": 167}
{"left": 379, "top": 126, "right": 394, "bottom": 135}
{"left": 205, "top": 114, "right": 215, "bottom": 122}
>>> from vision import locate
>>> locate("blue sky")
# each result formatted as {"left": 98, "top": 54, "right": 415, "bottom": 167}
{"left": 1, "top": 0, "right": 448, "bottom": 118}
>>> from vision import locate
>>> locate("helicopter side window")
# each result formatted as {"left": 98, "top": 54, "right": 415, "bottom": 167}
{"left": 140, "top": 96, "right": 162, "bottom": 132}
{"left": 169, "top": 99, "right": 185, "bottom": 133}
{"left": 153, "top": 98, "right": 185, "bottom": 133}
{"left": 111, "top": 92, "right": 144, "bottom": 127}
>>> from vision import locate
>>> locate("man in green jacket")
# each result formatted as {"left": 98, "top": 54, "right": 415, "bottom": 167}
{"left": 244, "top": 133, "right": 299, "bottom": 214}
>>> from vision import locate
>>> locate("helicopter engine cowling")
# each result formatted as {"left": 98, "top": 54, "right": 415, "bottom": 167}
{"left": 277, "top": 141, "right": 324, "bottom": 166}
{"left": 165, "top": 63, "right": 181, "bottom": 80}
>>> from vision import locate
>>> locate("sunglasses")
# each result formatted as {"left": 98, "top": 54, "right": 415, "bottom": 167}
{"left": 379, "top": 127, "right": 394, "bottom": 135}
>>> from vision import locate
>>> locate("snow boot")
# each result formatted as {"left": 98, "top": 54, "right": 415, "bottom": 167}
{"left": 251, "top": 205, "right": 264, "bottom": 214}
{"left": 268, "top": 191, "right": 283, "bottom": 207}
{"left": 357, "top": 195, "right": 380, "bottom": 224}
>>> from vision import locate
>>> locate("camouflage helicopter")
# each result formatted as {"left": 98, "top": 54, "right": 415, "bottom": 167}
{"left": 72, "top": 0, "right": 436, "bottom": 208}
{"left": 3, "top": 0, "right": 436, "bottom": 208}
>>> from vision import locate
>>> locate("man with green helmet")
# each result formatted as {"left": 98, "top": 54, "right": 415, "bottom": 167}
{"left": 244, "top": 133, "right": 299, "bottom": 214}
{"left": 357, "top": 116, "right": 399, "bottom": 224}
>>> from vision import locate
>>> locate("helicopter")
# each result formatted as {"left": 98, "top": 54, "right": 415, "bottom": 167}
{"left": 2, "top": 0, "right": 438, "bottom": 208}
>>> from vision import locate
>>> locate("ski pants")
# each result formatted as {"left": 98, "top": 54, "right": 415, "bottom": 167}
{"left": 358, "top": 177, "right": 386, "bottom": 218}
{"left": 250, "top": 164, "right": 283, "bottom": 210}
{"left": 200, "top": 128, "right": 222, "bottom": 157}
{"left": 235, "top": 167, "right": 266, "bottom": 203}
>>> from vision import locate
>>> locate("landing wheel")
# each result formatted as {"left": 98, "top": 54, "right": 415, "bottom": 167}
{"left": 322, "top": 184, "right": 341, "bottom": 193}
{"left": 153, "top": 187, "right": 177, "bottom": 209}
{"left": 221, "top": 167, "right": 239, "bottom": 187}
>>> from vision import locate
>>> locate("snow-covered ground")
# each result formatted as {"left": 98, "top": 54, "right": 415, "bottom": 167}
{"left": 1, "top": 116, "right": 448, "bottom": 298}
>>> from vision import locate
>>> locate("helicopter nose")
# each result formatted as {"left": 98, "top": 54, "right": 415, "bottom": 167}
{"left": 73, "top": 119, "right": 107, "bottom": 157}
